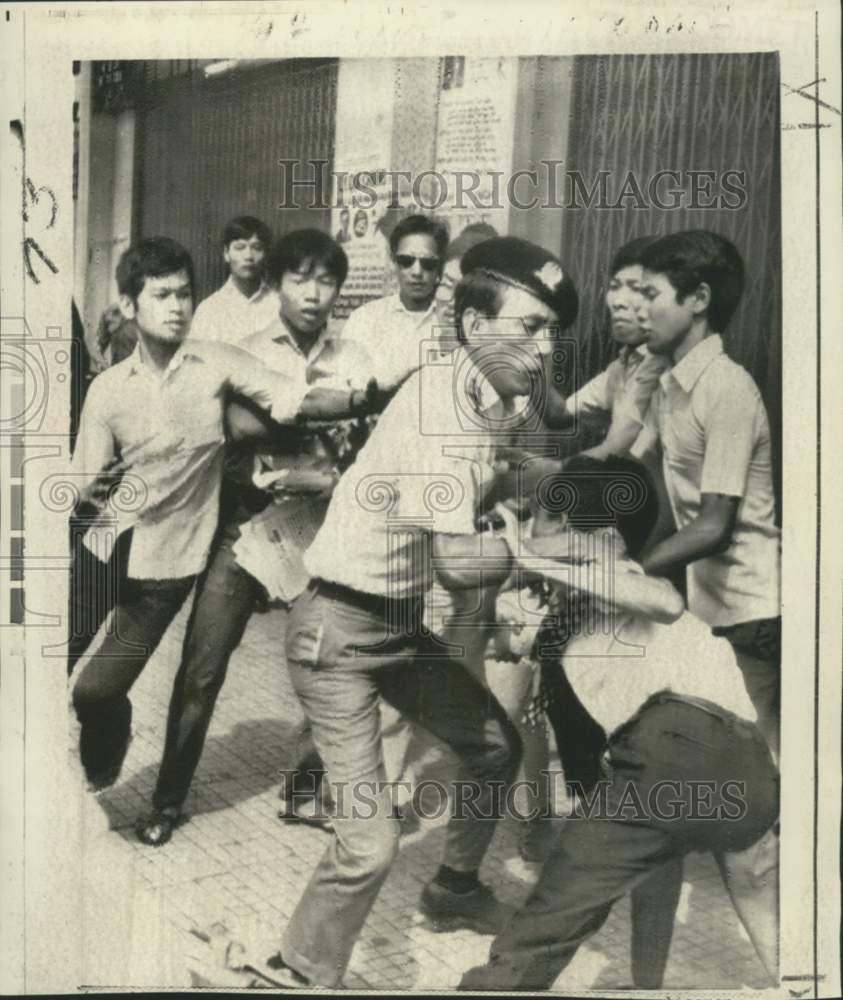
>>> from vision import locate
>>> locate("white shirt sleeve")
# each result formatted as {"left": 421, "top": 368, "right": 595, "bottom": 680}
{"left": 70, "top": 376, "right": 116, "bottom": 493}
{"left": 567, "top": 363, "right": 614, "bottom": 427}
{"left": 699, "top": 376, "right": 762, "bottom": 498}
{"left": 213, "top": 343, "right": 308, "bottom": 424}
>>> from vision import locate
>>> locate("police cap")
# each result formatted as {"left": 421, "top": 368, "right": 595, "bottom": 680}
{"left": 460, "top": 236, "right": 578, "bottom": 330}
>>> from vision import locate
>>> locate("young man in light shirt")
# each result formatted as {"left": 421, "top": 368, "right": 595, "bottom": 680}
{"left": 340, "top": 213, "right": 449, "bottom": 386}
{"left": 189, "top": 215, "right": 278, "bottom": 345}
{"left": 68, "top": 236, "right": 372, "bottom": 794}
{"left": 237, "top": 237, "right": 580, "bottom": 989}
{"left": 459, "top": 454, "right": 779, "bottom": 991}
{"left": 631, "top": 230, "right": 781, "bottom": 757}
{"left": 134, "top": 229, "right": 404, "bottom": 846}
{"left": 542, "top": 235, "right": 669, "bottom": 451}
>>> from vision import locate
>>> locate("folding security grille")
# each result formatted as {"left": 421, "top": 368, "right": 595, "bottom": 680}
{"left": 133, "top": 59, "right": 338, "bottom": 302}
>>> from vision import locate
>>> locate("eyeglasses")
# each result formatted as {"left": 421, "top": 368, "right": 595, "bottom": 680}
{"left": 394, "top": 255, "right": 441, "bottom": 273}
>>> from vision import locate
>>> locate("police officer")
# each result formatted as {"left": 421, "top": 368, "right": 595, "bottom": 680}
{"left": 249, "top": 238, "right": 580, "bottom": 989}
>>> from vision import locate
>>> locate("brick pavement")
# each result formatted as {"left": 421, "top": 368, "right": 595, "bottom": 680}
{"left": 74, "top": 595, "right": 773, "bottom": 991}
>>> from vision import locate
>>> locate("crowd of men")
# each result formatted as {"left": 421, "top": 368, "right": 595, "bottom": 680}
{"left": 68, "top": 211, "right": 781, "bottom": 990}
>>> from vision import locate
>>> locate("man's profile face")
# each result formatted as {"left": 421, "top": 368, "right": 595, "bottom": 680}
{"left": 393, "top": 233, "right": 441, "bottom": 309}
{"left": 638, "top": 269, "right": 696, "bottom": 356}
{"left": 121, "top": 269, "right": 193, "bottom": 344}
{"left": 606, "top": 263, "right": 647, "bottom": 346}
{"left": 279, "top": 258, "right": 339, "bottom": 336}
{"left": 224, "top": 234, "right": 266, "bottom": 284}
{"left": 465, "top": 284, "right": 557, "bottom": 401}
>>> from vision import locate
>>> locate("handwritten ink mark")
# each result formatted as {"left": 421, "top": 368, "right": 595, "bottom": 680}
{"left": 23, "top": 238, "right": 59, "bottom": 284}
{"left": 783, "top": 79, "right": 841, "bottom": 116}
{"left": 24, "top": 178, "right": 58, "bottom": 228}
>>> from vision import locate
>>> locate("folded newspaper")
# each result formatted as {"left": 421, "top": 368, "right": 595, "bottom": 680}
{"left": 232, "top": 497, "right": 329, "bottom": 603}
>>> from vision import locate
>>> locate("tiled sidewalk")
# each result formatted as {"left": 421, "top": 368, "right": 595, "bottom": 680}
{"left": 77, "top": 598, "right": 773, "bottom": 991}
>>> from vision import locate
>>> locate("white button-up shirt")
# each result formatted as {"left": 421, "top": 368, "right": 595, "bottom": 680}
{"left": 305, "top": 347, "right": 514, "bottom": 598}
{"left": 339, "top": 292, "right": 439, "bottom": 388}
{"left": 189, "top": 276, "right": 279, "bottom": 346}
{"left": 632, "top": 334, "right": 780, "bottom": 628}
{"left": 237, "top": 318, "right": 373, "bottom": 489}
{"left": 564, "top": 604, "right": 757, "bottom": 736}
{"left": 71, "top": 340, "right": 305, "bottom": 579}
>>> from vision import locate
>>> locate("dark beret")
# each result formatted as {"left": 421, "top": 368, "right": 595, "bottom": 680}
{"left": 460, "top": 236, "right": 579, "bottom": 330}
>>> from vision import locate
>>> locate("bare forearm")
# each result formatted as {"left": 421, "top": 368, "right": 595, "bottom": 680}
{"left": 642, "top": 517, "right": 730, "bottom": 576}
{"left": 432, "top": 533, "right": 513, "bottom": 591}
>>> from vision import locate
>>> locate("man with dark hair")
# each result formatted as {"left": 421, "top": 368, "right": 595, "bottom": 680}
{"left": 458, "top": 454, "right": 779, "bottom": 992}
{"left": 340, "top": 213, "right": 450, "bottom": 387}
{"left": 135, "top": 229, "right": 396, "bottom": 846}
{"left": 544, "top": 234, "right": 669, "bottom": 453}
{"left": 190, "top": 214, "right": 278, "bottom": 345}
{"left": 69, "top": 236, "right": 375, "bottom": 797}
{"left": 632, "top": 230, "right": 781, "bottom": 757}
{"left": 237, "top": 237, "right": 577, "bottom": 989}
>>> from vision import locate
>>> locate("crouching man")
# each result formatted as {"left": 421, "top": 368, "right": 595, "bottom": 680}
{"left": 460, "top": 454, "right": 778, "bottom": 991}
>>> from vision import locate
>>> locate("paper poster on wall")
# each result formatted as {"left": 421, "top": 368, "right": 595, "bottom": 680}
{"left": 434, "top": 56, "right": 518, "bottom": 244}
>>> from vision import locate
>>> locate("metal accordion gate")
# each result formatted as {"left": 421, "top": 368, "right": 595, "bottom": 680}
{"left": 133, "top": 59, "right": 338, "bottom": 303}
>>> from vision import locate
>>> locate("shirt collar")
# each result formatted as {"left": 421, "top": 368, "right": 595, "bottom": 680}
{"left": 618, "top": 342, "right": 649, "bottom": 368}
{"left": 223, "top": 274, "right": 272, "bottom": 304}
{"left": 269, "top": 317, "right": 335, "bottom": 358}
{"left": 389, "top": 292, "right": 436, "bottom": 321}
{"left": 125, "top": 339, "right": 203, "bottom": 378}
{"left": 662, "top": 333, "right": 723, "bottom": 393}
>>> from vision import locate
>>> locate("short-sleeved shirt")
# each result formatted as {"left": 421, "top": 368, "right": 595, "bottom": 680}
{"left": 236, "top": 319, "right": 373, "bottom": 491}
{"left": 568, "top": 344, "right": 669, "bottom": 445}
{"left": 632, "top": 334, "right": 780, "bottom": 628}
{"left": 189, "top": 276, "right": 279, "bottom": 346}
{"left": 305, "top": 347, "right": 513, "bottom": 598}
{"left": 71, "top": 340, "right": 305, "bottom": 579}
{"left": 339, "top": 292, "right": 439, "bottom": 389}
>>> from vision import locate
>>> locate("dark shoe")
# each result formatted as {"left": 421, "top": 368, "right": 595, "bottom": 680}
{"left": 187, "top": 927, "right": 309, "bottom": 989}
{"left": 420, "top": 879, "right": 514, "bottom": 934}
{"left": 136, "top": 809, "right": 185, "bottom": 847}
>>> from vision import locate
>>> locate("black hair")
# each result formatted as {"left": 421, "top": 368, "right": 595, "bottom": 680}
{"left": 115, "top": 236, "right": 195, "bottom": 303}
{"left": 264, "top": 229, "right": 349, "bottom": 288}
{"left": 640, "top": 230, "right": 745, "bottom": 333}
{"left": 222, "top": 215, "right": 273, "bottom": 250}
{"left": 609, "top": 235, "right": 658, "bottom": 277}
{"left": 560, "top": 454, "right": 658, "bottom": 560}
{"left": 388, "top": 213, "right": 450, "bottom": 259}
{"left": 452, "top": 269, "right": 506, "bottom": 344}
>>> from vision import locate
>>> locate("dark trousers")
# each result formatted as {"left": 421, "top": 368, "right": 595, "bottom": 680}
{"left": 69, "top": 535, "right": 194, "bottom": 781}
{"left": 152, "top": 513, "right": 261, "bottom": 813}
{"left": 540, "top": 657, "right": 683, "bottom": 987}
{"left": 460, "top": 693, "right": 778, "bottom": 991}
{"left": 714, "top": 617, "right": 781, "bottom": 757}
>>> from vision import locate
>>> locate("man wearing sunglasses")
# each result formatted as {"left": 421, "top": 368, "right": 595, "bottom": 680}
{"left": 340, "top": 213, "right": 449, "bottom": 387}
